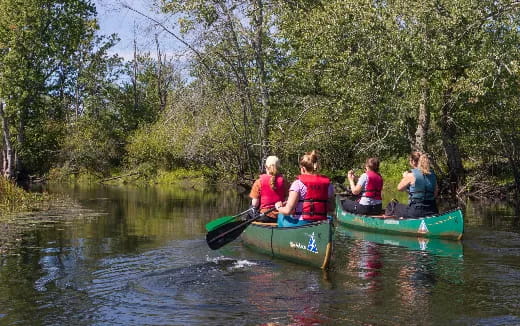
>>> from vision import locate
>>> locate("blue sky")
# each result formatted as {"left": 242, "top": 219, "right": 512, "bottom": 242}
{"left": 94, "top": 1, "right": 185, "bottom": 62}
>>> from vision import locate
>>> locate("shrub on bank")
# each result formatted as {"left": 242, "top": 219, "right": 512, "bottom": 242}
{"left": 0, "top": 177, "right": 47, "bottom": 216}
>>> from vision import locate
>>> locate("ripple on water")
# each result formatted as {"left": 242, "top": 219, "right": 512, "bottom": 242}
{"left": 458, "top": 315, "right": 520, "bottom": 326}
{"left": 82, "top": 243, "right": 267, "bottom": 325}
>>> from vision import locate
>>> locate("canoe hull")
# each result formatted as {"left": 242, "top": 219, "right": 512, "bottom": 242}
{"left": 335, "top": 197, "right": 464, "bottom": 240}
{"left": 241, "top": 220, "right": 333, "bottom": 269}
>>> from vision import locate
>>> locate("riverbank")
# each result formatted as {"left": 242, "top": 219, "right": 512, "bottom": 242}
{"left": 45, "top": 159, "right": 518, "bottom": 201}
{"left": 47, "top": 167, "right": 213, "bottom": 191}
{"left": 0, "top": 178, "right": 51, "bottom": 216}
{"left": 0, "top": 178, "right": 103, "bottom": 255}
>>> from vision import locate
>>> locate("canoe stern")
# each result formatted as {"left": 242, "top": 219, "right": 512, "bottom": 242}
{"left": 242, "top": 220, "right": 333, "bottom": 269}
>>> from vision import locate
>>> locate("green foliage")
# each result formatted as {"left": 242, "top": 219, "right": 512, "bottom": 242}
{"left": 0, "top": 0, "right": 519, "bottom": 198}
{"left": 153, "top": 168, "right": 208, "bottom": 188}
{"left": 125, "top": 121, "right": 187, "bottom": 170}
{"left": 0, "top": 0, "right": 98, "bottom": 178}
{"left": 59, "top": 115, "right": 125, "bottom": 178}
{"left": 0, "top": 177, "right": 47, "bottom": 214}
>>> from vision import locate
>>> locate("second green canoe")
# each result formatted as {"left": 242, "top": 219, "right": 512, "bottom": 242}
{"left": 335, "top": 196, "right": 464, "bottom": 240}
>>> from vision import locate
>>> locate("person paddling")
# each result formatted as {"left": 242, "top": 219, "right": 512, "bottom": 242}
{"left": 341, "top": 157, "right": 384, "bottom": 215}
{"left": 387, "top": 152, "right": 439, "bottom": 218}
{"left": 249, "top": 156, "right": 289, "bottom": 222}
{"left": 275, "top": 150, "right": 334, "bottom": 227}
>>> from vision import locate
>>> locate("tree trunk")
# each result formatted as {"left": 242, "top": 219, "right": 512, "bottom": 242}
{"left": 219, "top": 2, "right": 256, "bottom": 178}
{"left": 440, "top": 87, "right": 465, "bottom": 194}
{"left": 414, "top": 78, "right": 429, "bottom": 153}
{"left": 0, "top": 102, "right": 15, "bottom": 179}
{"left": 16, "top": 105, "right": 28, "bottom": 181}
{"left": 512, "top": 155, "right": 520, "bottom": 228}
{"left": 253, "top": 0, "right": 271, "bottom": 172}
{"left": 506, "top": 142, "right": 520, "bottom": 201}
{"left": 155, "top": 35, "right": 167, "bottom": 112}
{"left": 510, "top": 158, "right": 520, "bottom": 199}
{"left": 132, "top": 32, "right": 139, "bottom": 115}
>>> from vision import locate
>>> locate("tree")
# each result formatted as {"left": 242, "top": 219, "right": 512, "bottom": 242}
{"left": 275, "top": 0, "right": 520, "bottom": 193}
{"left": 155, "top": 0, "right": 277, "bottom": 178}
{"left": 0, "top": 0, "right": 97, "bottom": 180}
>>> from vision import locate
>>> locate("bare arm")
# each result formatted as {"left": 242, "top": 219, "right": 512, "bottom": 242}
{"left": 397, "top": 172, "right": 414, "bottom": 191}
{"left": 249, "top": 179, "right": 261, "bottom": 208}
{"left": 347, "top": 170, "right": 362, "bottom": 195}
{"left": 251, "top": 198, "right": 259, "bottom": 208}
{"left": 350, "top": 182, "right": 363, "bottom": 195}
{"left": 276, "top": 191, "right": 299, "bottom": 215}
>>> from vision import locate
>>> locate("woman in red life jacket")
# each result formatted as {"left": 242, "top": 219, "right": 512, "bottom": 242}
{"left": 341, "top": 157, "right": 384, "bottom": 215}
{"left": 275, "top": 150, "right": 334, "bottom": 227}
{"left": 249, "top": 156, "right": 289, "bottom": 222}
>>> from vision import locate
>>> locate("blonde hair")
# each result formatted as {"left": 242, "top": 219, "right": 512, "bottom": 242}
{"left": 410, "top": 151, "right": 431, "bottom": 174}
{"left": 300, "top": 150, "right": 320, "bottom": 173}
{"left": 265, "top": 156, "right": 280, "bottom": 189}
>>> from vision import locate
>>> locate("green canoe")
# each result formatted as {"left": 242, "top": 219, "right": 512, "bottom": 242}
{"left": 241, "top": 219, "right": 333, "bottom": 269}
{"left": 335, "top": 196, "right": 464, "bottom": 240}
{"left": 337, "top": 227, "right": 463, "bottom": 259}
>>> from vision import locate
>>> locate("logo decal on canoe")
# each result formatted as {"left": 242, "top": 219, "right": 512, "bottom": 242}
{"left": 307, "top": 232, "right": 318, "bottom": 253}
{"left": 418, "top": 220, "right": 429, "bottom": 234}
{"left": 289, "top": 232, "right": 319, "bottom": 254}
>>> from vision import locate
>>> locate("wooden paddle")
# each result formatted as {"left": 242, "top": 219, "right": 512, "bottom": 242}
{"left": 206, "top": 207, "right": 276, "bottom": 250}
{"left": 205, "top": 208, "right": 254, "bottom": 232}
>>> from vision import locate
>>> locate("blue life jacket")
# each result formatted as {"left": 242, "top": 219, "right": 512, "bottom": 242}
{"left": 409, "top": 168, "right": 436, "bottom": 202}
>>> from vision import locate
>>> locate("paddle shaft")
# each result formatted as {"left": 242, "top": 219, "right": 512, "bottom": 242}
{"left": 207, "top": 208, "right": 276, "bottom": 245}
{"left": 232, "top": 207, "right": 254, "bottom": 218}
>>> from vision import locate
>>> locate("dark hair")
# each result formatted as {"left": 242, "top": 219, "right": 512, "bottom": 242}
{"left": 366, "top": 157, "right": 380, "bottom": 172}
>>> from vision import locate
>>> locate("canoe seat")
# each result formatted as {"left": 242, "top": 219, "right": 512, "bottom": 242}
{"left": 252, "top": 222, "right": 278, "bottom": 226}
{"left": 367, "top": 214, "right": 398, "bottom": 219}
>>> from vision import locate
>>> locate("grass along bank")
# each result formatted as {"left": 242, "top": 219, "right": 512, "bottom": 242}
{"left": 0, "top": 177, "right": 53, "bottom": 217}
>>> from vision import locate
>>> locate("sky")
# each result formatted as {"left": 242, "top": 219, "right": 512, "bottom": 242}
{"left": 93, "top": 0, "right": 186, "bottom": 62}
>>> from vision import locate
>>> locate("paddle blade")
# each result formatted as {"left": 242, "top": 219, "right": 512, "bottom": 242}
{"left": 205, "top": 215, "right": 240, "bottom": 232}
{"left": 206, "top": 220, "right": 251, "bottom": 250}
{"left": 205, "top": 208, "right": 253, "bottom": 232}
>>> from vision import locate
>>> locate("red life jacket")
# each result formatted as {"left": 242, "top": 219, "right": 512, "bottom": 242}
{"left": 259, "top": 174, "right": 286, "bottom": 209}
{"left": 297, "top": 174, "right": 330, "bottom": 221}
{"left": 363, "top": 170, "right": 383, "bottom": 200}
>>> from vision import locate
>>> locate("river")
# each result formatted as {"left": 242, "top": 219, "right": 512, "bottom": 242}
{"left": 0, "top": 184, "right": 519, "bottom": 325}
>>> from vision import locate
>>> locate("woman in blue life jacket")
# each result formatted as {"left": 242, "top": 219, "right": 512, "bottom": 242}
{"left": 341, "top": 157, "right": 384, "bottom": 215}
{"left": 275, "top": 150, "right": 334, "bottom": 227}
{"left": 388, "top": 152, "right": 439, "bottom": 218}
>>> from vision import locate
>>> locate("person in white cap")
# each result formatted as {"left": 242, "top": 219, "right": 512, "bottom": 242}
{"left": 249, "top": 156, "right": 289, "bottom": 222}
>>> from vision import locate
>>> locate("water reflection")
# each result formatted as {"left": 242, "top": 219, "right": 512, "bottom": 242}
{"left": 2, "top": 185, "right": 520, "bottom": 325}
{"left": 397, "top": 252, "right": 436, "bottom": 307}
{"left": 345, "top": 240, "right": 383, "bottom": 293}
{"left": 333, "top": 226, "right": 466, "bottom": 324}
{"left": 338, "top": 227, "right": 464, "bottom": 259}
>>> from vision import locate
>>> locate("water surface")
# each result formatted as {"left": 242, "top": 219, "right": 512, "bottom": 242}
{"left": 0, "top": 184, "right": 519, "bottom": 325}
